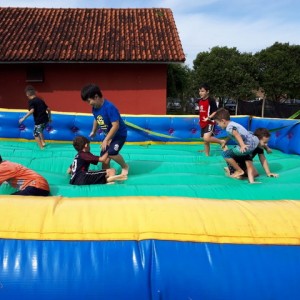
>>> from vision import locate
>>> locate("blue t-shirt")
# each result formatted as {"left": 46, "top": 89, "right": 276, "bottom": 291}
{"left": 92, "top": 99, "right": 127, "bottom": 138}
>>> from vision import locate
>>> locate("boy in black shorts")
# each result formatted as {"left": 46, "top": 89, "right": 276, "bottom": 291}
{"left": 224, "top": 128, "right": 279, "bottom": 183}
{"left": 67, "top": 136, "right": 127, "bottom": 185}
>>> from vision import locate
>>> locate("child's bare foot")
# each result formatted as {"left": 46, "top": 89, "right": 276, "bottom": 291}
{"left": 107, "top": 174, "right": 128, "bottom": 183}
{"left": 224, "top": 167, "right": 230, "bottom": 176}
{"left": 230, "top": 170, "right": 244, "bottom": 178}
{"left": 121, "top": 164, "right": 129, "bottom": 176}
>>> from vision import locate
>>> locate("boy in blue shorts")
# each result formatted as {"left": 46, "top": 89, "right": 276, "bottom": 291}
{"left": 214, "top": 108, "right": 259, "bottom": 178}
{"left": 81, "top": 84, "right": 129, "bottom": 176}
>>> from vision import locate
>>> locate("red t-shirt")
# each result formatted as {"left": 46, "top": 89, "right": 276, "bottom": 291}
{"left": 198, "top": 97, "right": 217, "bottom": 129}
{"left": 0, "top": 161, "right": 49, "bottom": 191}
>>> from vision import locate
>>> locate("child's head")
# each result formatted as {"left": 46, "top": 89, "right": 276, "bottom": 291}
{"left": 213, "top": 108, "right": 231, "bottom": 129}
{"left": 81, "top": 84, "right": 104, "bottom": 108}
{"left": 24, "top": 85, "right": 36, "bottom": 98}
{"left": 81, "top": 84, "right": 102, "bottom": 99}
{"left": 73, "top": 136, "right": 90, "bottom": 152}
{"left": 0, "top": 155, "right": 2, "bottom": 163}
{"left": 254, "top": 128, "right": 271, "bottom": 147}
{"left": 199, "top": 83, "right": 210, "bottom": 100}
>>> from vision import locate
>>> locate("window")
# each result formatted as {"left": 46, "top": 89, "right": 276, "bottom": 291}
{"left": 26, "top": 67, "right": 44, "bottom": 82}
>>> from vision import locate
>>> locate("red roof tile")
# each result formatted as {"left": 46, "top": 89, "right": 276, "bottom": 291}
{"left": 0, "top": 7, "right": 185, "bottom": 63}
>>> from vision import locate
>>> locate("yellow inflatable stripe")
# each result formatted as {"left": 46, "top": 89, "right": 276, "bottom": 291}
{"left": 1, "top": 196, "right": 300, "bottom": 245}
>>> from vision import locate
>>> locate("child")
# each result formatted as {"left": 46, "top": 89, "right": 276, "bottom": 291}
{"left": 81, "top": 84, "right": 129, "bottom": 175}
{"left": 214, "top": 108, "right": 259, "bottom": 178}
{"left": 0, "top": 155, "right": 50, "bottom": 196}
{"left": 19, "top": 85, "right": 52, "bottom": 149}
{"left": 224, "top": 128, "right": 279, "bottom": 183}
{"left": 67, "top": 136, "right": 127, "bottom": 185}
{"left": 196, "top": 83, "right": 225, "bottom": 156}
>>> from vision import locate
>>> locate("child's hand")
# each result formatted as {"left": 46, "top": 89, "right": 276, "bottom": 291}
{"left": 267, "top": 173, "right": 279, "bottom": 178}
{"left": 240, "top": 145, "right": 248, "bottom": 153}
{"left": 19, "top": 117, "right": 25, "bottom": 124}
{"left": 89, "top": 131, "right": 96, "bottom": 138}
{"left": 220, "top": 140, "right": 227, "bottom": 150}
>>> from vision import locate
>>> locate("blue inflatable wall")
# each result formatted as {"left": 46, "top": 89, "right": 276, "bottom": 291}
{"left": 1, "top": 109, "right": 300, "bottom": 300}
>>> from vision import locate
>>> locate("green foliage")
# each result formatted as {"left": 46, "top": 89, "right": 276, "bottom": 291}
{"left": 192, "top": 46, "right": 258, "bottom": 100}
{"left": 167, "top": 42, "right": 300, "bottom": 107}
{"left": 167, "top": 63, "right": 194, "bottom": 113}
{"left": 256, "top": 42, "right": 300, "bottom": 101}
{"left": 167, "top": 63, "right": 191, "bottom": 99}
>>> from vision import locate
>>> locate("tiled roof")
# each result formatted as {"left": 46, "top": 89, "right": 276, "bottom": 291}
{"left": 0, "top": 7, "right": 185, "bottom": 63}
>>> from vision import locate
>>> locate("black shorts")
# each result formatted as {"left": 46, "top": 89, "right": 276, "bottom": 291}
{"left": 201, "top": 124, "right": 215, "bottom": 137}
{"left": 101, "top": 136, "right": 126, "bottom": 156}
{"left": 227, "top": 154, "right": 253, "bottom": 175}
{"left": 11, "top": 186, "right": 50, "bottom": 196}
{"left": 70, "top": 170, "right": 107, "bottom": 185}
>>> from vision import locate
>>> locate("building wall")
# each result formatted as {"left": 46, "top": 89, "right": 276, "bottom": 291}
{"left": 0, "top": 63, "right": 167, "bottom": 114}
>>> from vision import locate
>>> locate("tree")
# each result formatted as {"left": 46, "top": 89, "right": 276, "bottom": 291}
{"left": 167, "top": 63, "right": 193, "bottom": 113}
{"left": 192, "top": 46, "right": 258, "bottom": 101}
{"left": 256, "top": 42, "right": 300, "bottom": 101}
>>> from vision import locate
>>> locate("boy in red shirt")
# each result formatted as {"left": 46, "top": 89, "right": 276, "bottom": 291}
{"left": 197, "top": 83, "right": 225, "bottom": 156}
{"left": 0, "top": 155, "right": 50, "bottom": 196}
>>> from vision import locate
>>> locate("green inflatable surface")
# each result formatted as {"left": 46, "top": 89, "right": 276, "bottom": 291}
{"left": 0, "top": 141, "right": 299, "bottom": 200}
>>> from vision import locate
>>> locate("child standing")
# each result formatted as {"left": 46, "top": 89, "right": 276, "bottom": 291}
{"left": 81, "top": 84, "right": 129, "bottom": 175}
{"left": 197, "top": 83, "right": 225, "bottom": 156}
{"left": 19, "top": 85, "right": 51, "bottom": 149}
{"left": 0, "top": 155, "right": 50, "bottom": 196}
{"left": 67, "top": 136, "right": 127, "bottom": 185}
{"left": 214, "top": 108, "right": 259, "bottom": 178}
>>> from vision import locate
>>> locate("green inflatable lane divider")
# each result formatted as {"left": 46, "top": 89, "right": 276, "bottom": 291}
{"left": 125, "top": 121, "right": 178, "bottom": 139}
{"left": 268, "top": 121, "right": 300, "bottom": 133}
{"left": 125, "top": 119, "right": 300, "bottom": 142}
{"left": 289, "top": 110, "right": 300, "bottom": 120}
{"left": 125, "top": 120, "right": 204, "bottom": 141}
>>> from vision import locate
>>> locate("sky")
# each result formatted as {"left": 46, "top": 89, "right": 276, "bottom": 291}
{"left": 1, "top": 0, "right": 300, "bottom": 67}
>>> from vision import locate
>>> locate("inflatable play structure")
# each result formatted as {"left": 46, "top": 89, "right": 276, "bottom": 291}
{"left": 1, "top": 108, "right": 300, "bottom": 299}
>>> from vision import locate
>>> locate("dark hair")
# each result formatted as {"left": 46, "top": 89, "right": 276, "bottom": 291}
{"left": 199, "top": 83, "right": 210, "bottom": 91}
{"left": 81, "top": 84, "right": 103, "bottom": 101}
{"left": 24, "top": 85, "right": 36, "bottom": 96}
{"left": 214, "top": 108, "right": 231, "bottom": 121}
{"left": 0, "top": 155, "right": 2, "bottom": 163}
{"left": 254, "top": 128, "right": 271, "bottom": 139}
{"left": 73, "top": 136, "right": 90, "bottom": 152}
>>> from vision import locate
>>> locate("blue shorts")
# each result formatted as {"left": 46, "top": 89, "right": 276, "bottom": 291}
{"left": 222, "top": 147, "right": 252, "bottom": 159}
{"left": 101, "top": 136, "right": 126, "bottom": 156}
